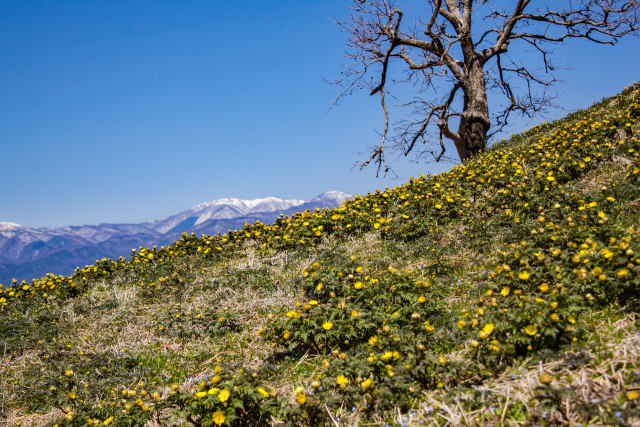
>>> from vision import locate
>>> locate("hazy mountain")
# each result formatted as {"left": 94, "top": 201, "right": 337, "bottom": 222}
{"left": 0, "top": 192, "right": 350, "bottom": 286}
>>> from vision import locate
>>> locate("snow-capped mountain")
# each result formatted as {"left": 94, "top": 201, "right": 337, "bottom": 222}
{"left": 0, "top": 191, "right": 351, "bottom": 286}
{"left": 0, "top": 222, "right": 24, "bottom": 233}
{"left": 148, "top": 196, "right": 306, "bottom": 234}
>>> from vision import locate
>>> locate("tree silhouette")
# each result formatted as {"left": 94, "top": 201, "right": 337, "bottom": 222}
{"left": 336, "top": 0, "right": 639, "bottom": 175}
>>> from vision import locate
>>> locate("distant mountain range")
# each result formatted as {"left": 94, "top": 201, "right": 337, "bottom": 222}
{"left": 0, "top": 191, "right": 351, "bottom": 286}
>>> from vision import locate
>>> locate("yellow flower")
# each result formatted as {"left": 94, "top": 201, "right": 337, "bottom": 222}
{"left": 525, "top": 325, "right": 538, "bottom": 336}
{"left": 283, "top": 330, "right": 291, "bottom": 339}
{"left": 351, "top": 310, "right": 358, "bottom": 317}
{"left": 354, "top": 281, "right": 363, "bottom": 290}
{"left": 437, "top": 356, "right": 447, "bottom": 365}
{"left": 518, "top": 270, "right": 531, "bottom": 280}
{"left": 478, "top": 323, "right": 494, "bottom": 339}
{"left": 618, "top": 268, "right": 629, "bottom": 277}
{"left": 195, "top": 391, "right": 207, "bottom": 398}
{"left": 212, "top": 410, "right": 226, "bottom": 426}
{"left": 361, "top": 378, "right": 373, "bottom": 390}
{"left": 457, "top": 320, "right": 466, "bottom": 329}
{"left": 418, "top": 295, "right": 426, "bottom": 303}
{"left": 218, "top": 389, "right": 230, "bottom": 403}
{"left": 538, "top": 282, "right": 549, "bottom": 292}
{"left": 256, "top": 387, "right": 270, "bottom": 398}
{"left": 336, "top": 374, "right": 349, "bottom": 389}
{"left": 295, "top": 392, "right": 307, "bottom": 405}
{"left": 103, "top": 416, "right": 114, "bottom": 426}
{"left": 65, "top": 369, "right": 74, "bottom": 378}
{"left": 368, "top": 335, "right": 378, "bottom": 346}
{"left": 424, "top": 320, "right": 435, "bottom": 332}
{"left": 484, "top": 323, "right": 495, "bottom": 334}
{"left": 628, "top": 390, "right": 639, "bottom": 400}
{"left": 322, "top": 322, "right": 333, "bottom": 331}
{"left": 500, "top": 287, "right": 510, "bottom": 297}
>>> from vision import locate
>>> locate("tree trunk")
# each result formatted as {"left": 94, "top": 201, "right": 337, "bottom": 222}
{"left": 461, "top": 116, "right": 489, "bottom": 160}
{"left": 455, "top": 60, "right": 490, "bottom": 161}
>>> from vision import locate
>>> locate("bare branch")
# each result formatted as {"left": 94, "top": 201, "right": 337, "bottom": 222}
{"left": 370, "top": 9, "right": 403, "bottom": 96}
{"left": 359, "top": 86, "right": 391, "bottom": 177}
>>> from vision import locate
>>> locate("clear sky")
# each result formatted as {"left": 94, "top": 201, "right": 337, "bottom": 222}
{"left": 1, "top": 1, "right": 638, "bottom": 228}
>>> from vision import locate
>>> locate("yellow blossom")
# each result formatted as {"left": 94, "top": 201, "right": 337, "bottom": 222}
{"left": 212, "top": 411, "right": 226, "bottom": 426}
{"left": 257, "top": 387, "right": 270, "bottom": 398}
{"left": 478, "top": 323, "right": 494, "bottom": 339}
{"left": 295, "top": 392, "right": 307, "bottom": 405}
{"left": 336, "top": 375, "right": 349, "bottom": 389}
{"left": 424, "top": 321, "right": 435, "bottom": 332}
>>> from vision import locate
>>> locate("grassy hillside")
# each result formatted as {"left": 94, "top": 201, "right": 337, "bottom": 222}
{"left": 2, "top": 82, "right": 640, "bottom": 426}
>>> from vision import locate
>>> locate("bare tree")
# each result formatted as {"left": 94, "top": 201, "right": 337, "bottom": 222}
{"left": 335, "top": 0, "right": 640, "bottom": 175}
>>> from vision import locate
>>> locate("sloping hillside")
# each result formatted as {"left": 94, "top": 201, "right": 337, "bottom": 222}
{"left": 1, "top": 83, "right": 639, "bottom": 426}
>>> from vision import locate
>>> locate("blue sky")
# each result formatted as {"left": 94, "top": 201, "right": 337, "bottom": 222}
{"left": 1, "top": 1, "right": 638, "bottom": 228}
